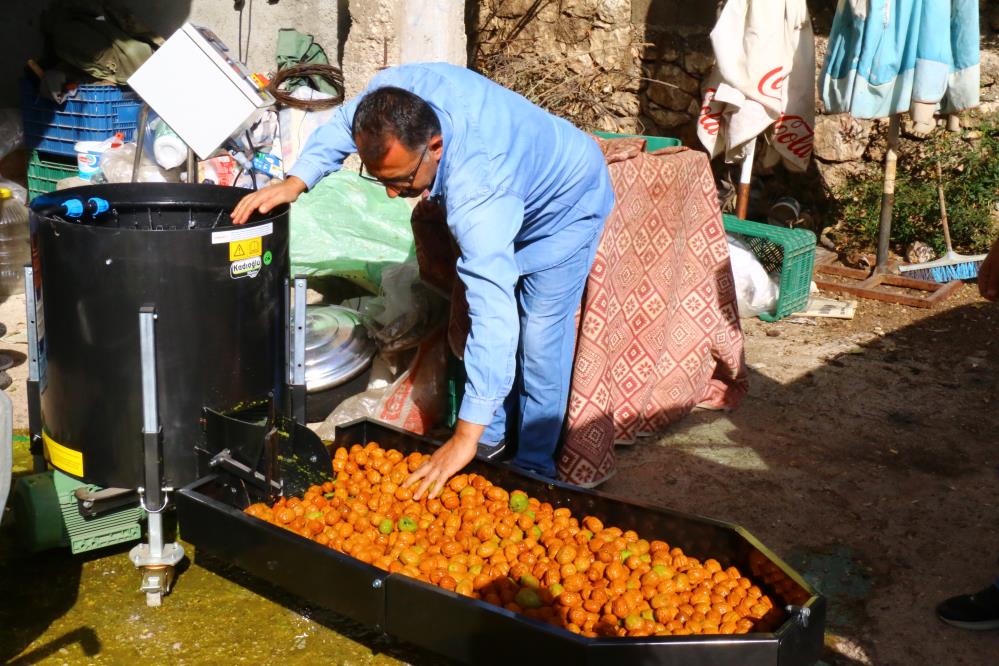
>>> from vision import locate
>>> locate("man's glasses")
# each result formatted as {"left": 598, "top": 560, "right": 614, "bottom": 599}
{"left": 358, "top": 144, "right": 429, "bottom": 188}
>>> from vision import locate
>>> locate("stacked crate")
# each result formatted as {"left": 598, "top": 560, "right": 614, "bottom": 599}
{"left": 21, "top": 79, "right": 143, "bottom": 201}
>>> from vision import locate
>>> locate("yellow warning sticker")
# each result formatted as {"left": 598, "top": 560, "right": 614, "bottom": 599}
{"left": 43, "top": 431, "right": 84, "bottom": 478}
{"left": 229, "top": 237, "right": 263, "bottom": 261}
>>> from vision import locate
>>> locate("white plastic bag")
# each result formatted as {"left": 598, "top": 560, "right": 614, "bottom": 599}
{"left": 727, "top": 235, "right": 779, "bottom": 318}
{"left": 100, "top": 143, "right": 180, "bottom": 183}
{"left": 279, "top": 89, "right": 337, "bottom": 172}
{"left": 0, "top": 109, "right": 23, "bottom": 162}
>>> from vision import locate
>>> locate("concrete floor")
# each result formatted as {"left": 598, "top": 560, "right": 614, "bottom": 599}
{"left": 2, "top": 286, "right": 999, "bottom": 665}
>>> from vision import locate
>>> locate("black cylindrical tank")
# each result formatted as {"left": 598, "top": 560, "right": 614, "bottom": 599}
{"left": 30, "top": 184, "right": 289, "bottom": 489}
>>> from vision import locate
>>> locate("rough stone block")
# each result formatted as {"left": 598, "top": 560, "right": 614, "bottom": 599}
{"left": 813, "top": 114, "right": 872, "bottom": 163}
{"left": 646, "top": 80, "right": 695, "bottom": 112}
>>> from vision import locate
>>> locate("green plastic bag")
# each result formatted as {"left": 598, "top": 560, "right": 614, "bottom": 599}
{"left": 290, "top": 171, "right": 415, "bottom": 293}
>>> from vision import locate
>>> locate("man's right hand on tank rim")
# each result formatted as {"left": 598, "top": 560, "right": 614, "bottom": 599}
{"left": 230, "top": 176, "right": 307, "bottom": 225}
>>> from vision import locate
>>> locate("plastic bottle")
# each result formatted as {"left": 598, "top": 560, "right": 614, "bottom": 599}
{"left": 152, "top": 119, "right": 187, "bottom": 169}
{"left": 0, "top": 188, "right": 30, "bottom": 298}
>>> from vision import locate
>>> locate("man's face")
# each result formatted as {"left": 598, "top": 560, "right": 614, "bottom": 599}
{"left": 357, "top": 133, "right": 443, "bottom": 199}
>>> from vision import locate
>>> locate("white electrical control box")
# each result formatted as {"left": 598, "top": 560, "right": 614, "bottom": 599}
{"left": 128, "top": 23, "right": 275, "bottom": 159}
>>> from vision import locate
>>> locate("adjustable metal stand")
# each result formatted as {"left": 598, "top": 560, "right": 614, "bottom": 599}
{"left": 289, "top": 276, "right": 308, "bottom": 423}
{"left": 23, "top": 265, "right": 47, "bottom": 472}
{"left": 813, "top": 115, "right": 960, "bottom": 308}
{"left": 128, "top": 305, "right": 185, "bottom": 607}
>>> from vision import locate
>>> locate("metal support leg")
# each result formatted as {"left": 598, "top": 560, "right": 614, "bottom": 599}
{"left": 129, "top": 305, "right": 185, "bottom": 607}
{"left": 290, "top": 276, "right": 308, "bottom": 423}
{"left": 23, "top": 265, "right": 46, "bottom": 473}
{"left": 131, "top": 104, "right": 149, "bottom": 184}
{"left": 735, "top": 138, "right": 756, "bottom": 220}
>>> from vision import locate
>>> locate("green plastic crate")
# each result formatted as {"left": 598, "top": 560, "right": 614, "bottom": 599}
{"left": 27, "top": 151, "right": 78, "bottom": 201}
{"left": 722, "top": 214, "right": 817, "bottom": 322}
{"left": 592, "top": 131, "right": 681, "bottom": 152}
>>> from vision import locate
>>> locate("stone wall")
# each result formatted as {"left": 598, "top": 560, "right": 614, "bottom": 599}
{"left": 472, "top": 0, "right": 643, "bottom": 133}
{"left": 471, "top": 1, "right": 999, "bottom": 223}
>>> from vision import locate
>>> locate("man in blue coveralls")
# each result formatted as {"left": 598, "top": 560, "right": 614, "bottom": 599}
{"left": 232, "top": 63, "right": 614, "bottom": 498}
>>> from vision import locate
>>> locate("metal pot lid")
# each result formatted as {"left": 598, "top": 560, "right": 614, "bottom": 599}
{"left": 305, "top": 305, "right": 375, "bottom": 392}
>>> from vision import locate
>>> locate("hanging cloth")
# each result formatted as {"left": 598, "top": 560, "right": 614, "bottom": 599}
{"left": 696, "top": 0, "right": 816, "bottom": 172}
{"left": 820, "top": 0, "right": 980, "bottom": 118}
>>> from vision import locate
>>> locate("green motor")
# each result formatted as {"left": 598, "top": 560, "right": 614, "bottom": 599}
{"left": 9, "top": 471, "right": 143, "bottom": 554}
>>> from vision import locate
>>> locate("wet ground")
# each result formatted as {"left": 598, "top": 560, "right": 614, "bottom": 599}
{"left": 2, "top": 437, "right": 445, "bottom": 666}
{"left": 2, "top": 286, "right": 999, "bottom": 665}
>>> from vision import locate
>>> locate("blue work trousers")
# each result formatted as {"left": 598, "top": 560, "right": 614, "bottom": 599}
{"left": 481, "top": 228, "right": 602, "bottom": 478}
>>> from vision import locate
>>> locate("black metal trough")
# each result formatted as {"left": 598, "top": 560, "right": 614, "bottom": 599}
{"left": 176, "top": 418, "right": 825, "bottom": 666}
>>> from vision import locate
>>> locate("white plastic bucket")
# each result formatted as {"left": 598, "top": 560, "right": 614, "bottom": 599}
{"left": 74, "top": 140, "right": 108, "bottom": 180}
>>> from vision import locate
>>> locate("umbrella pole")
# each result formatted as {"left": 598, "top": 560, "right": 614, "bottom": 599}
{"left": 814, "top": 112, "right": 960, "bottom": 307}
{"left": 875, "top": 114, "right": 901, "bottom": 274}
{"left": 735, "top": 138, "right": 756, "bottom": 220}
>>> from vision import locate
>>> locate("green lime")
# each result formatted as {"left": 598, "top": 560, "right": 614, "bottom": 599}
{"left": 509, "top": 491, "right": 529, "bottom": 513}
{"left": 397, "top": 516, "right": 417, "bottom": 532}
{"left": 514, "top": 587, "right": 542, "bottom": 609}
{"left": 519, "top": 574, "right": 540, "bottom": 589}
{"left": 620, "top": 549, "right": 632, "bottom": 562}
{"left": 379, "top": 518, "right": 394, "bottom": 534}
{"left": 531, "top": 526, "right": 542, "bottom": 540}
{"left": 305, "top": 511, "right": 322, "bottom": 520}
{"left": 624, "top": 614, "right": 643, "bottom": 630}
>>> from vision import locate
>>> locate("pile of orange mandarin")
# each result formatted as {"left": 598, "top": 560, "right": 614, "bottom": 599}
{"left": 244, "top": 442, "right": 774, "bottom": 637}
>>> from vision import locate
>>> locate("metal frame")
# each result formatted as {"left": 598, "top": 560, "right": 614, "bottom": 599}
{"left": 813, "top": 257, "right": 961, "bottom": 308}
{"left": 23, "top": 264, "right": 46, "bottom": 472}
{"left": 289, "top": 276, "right": 308, "bottom": 423}
{"left": 813, "top": 114, "right": 961, "bottom": 309}
{"left": 176, "top": 418, "right": 825, "bottom": 666}
{"left": 128, "top": 305, "right": 185, "bottom": 607}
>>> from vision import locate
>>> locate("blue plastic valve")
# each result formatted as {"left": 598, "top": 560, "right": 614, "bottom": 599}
{"left": 87, "top": 197, "right": 109, "bottom": 215}
{"left": 61, "top": 199, "right": 84, "bottom": 218}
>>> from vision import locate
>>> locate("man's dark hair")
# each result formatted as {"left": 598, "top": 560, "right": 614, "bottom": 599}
{"left": 352, "top": 86, "right": 441, "bottom": 162}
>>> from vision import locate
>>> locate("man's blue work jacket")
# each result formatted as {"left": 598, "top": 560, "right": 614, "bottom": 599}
{"left": 289, "top": 63, "right": 614, "bottom": 427}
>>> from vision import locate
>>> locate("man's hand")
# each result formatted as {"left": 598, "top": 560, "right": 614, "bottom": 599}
{"left": 979, "top": 238, "right": 999, "bottom": 301}
{"left": 230, "top": 176, "right": 308, "bottom": 225}
{"left": 405, "top": 419, "right": 485, "bottom": 500}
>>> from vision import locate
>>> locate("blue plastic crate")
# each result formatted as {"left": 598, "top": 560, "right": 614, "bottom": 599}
{"left": 24, "top": 121, "right": 135, "bottom": 141}
{"left": 20, "top": 78, "right": 142, "bottom": 156}
{"left": 25, "top": 128, "right": 138, "bottom": 156}
{"left": 20, "top": 77, "right": 139, "bottom": 106}
{"left": 22, "top": 103, "right": 140, "bottom": 132}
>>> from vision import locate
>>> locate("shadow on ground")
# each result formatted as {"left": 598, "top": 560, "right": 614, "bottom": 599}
{"left": 603, "top": 302, "right": 999, "bottom": 665}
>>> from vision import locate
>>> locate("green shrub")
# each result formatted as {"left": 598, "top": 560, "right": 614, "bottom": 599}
{"left": 836, "top": 115, "right": 999, "bottom": 255}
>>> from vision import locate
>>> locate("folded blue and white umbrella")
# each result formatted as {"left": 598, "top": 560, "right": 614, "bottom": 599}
{"left": 821, "top": 0, "right": 980, "bottom": 118}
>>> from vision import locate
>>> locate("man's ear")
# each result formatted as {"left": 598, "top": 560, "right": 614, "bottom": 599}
{"left": 429, "top": 134, "right": 444, "bottom": 160}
